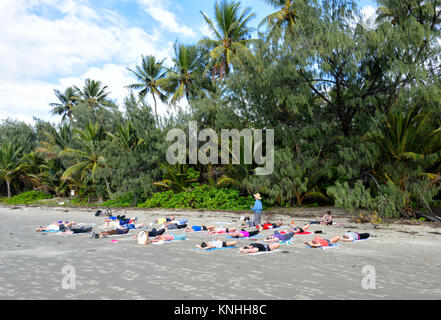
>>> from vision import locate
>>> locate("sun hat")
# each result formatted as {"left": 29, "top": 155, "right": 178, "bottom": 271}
{"left": 253, "top": 193, "right": 262, "bottom": 200}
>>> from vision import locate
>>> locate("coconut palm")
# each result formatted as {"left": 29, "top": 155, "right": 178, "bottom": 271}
{"left": 198, "top": 0, "right": 256, "bottom": 79}
{"left": 259, "top": 0, "right": 298, "bottom": 38}
{"left": 363, "top": 105, "right": 441, "bottom": 188}
{"left": 0, "top": 143, "right": 24, "bottom": 198}
{"left": 73, "top": 79, "right": 112, "bottom": 109}
{"left": 37, "top": 123, "right": 73, "bottom": 160}
{"left": 49, "top": 87, "right": 78, "bottom": 122}
{"left": 107, "top": 121, "right": 144, "bottom": 152}
{"left": 126, "top": 55, "right": 168, "bottom": 126}
{"left": 60, "top": 123, "right": 106, "bottom": 184}
{"left": 162, "top": 42, "right": 204, "bottom": 105}
{"left": 20, "top": 151, "right": 52, "bottom": 191}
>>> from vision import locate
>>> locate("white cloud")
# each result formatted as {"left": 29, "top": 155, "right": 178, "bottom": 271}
{"left": 200, "top": 23, "right": 214, "bottom": 38}
{"left": 0, "top": 0, "right": 175, "bottom": 124}
{"left": 361, "top": 5, "right": 377, "bottom": 28}
{"left": 137, "top": 0, "right": 197, "bottom": 38}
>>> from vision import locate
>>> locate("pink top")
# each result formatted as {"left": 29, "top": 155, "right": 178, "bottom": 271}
{"left": 240, "top": 231, "right": 249, "bottom": 237}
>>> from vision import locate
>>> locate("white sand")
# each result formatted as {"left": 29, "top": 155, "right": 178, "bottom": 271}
{"left": 0, "top": 205, "right": 440, "bottom": 300}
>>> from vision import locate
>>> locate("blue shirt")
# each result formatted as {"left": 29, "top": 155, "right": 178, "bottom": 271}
{"left": 251, "top": 200, "right": 262, "bottom": 213}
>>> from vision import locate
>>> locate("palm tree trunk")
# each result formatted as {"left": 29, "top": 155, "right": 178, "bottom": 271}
{"left": 152, "top": 93, "right": 159, "bottom": 127}
{"left": 6, "top": 179, "right": 11, "bottom": 199}
{"left": 104, "top": 176, "right": 113, "bottom": 200}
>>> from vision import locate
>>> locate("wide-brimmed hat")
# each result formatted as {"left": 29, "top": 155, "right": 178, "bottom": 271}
{"left": 253, "top": 193, "right": 262, "bottom": 200}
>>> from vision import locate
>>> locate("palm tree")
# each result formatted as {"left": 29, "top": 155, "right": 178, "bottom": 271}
{"left": 107, "top": 121, "right": 144, "bottom": 152}
{"left": 259, "top": 0, "right": 298, "bottom": 38}
{"left": 0, "top": 143, "right": 24, "bottom": 198}
{"left": 37, "top": 123, "right": 73, "bottom": 160}
{"left": 73, "top": 79, "right": 112, "bottom": 109}
{"left": 60, "top": 123, "right": 106, "bottom": 184}
{"left": 126, "top": 55, "right": 168, "bottom": 126}
{"left": 162, "top": 42, "right": 204, "bottom": 105}
{"left": 363, "top": 105, "right": 441, "bottom": 188}
{"left": 49, "top": 87, "right": 78, "bottom": 122}
{"left": 199, "top": 0, "right": 256, "bottom": 79}
{"left": 20, "top": 151, "right": 51, "bottom": 191}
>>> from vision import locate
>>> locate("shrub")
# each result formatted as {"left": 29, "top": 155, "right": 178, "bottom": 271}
{"left": 3, "top": 191, "right": 52, "bottom": 205}
{"left": 139, "top": 185, "right": 255, "bottom": 210}
{"left": 327, "top": 180, "right": 375, "bottom": 212}
{"left": 101, "top": 192, "right": 137, "bottom": 207}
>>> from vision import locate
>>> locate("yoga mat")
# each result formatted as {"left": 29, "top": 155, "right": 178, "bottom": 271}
{"left": 151, "top": 239, "right": 186, "bottom": 245}
{"left": 193, "top": 246, "right": 237, "bottom": 251}
{"left": 248, "top": 249, "right": 282, "bottom": 255}
{"left": 352, "top": 238, "right": 369, "bottom": 242}
{"left": 226, "top": 234, "right": 265, "bottom": 239}
{"left": 305, "top": 243, "right": 341, "bottom": 249}
{"left": 280, "top": 240, "right": 293, "bottom": 245}
{"left": 294, "top": 232, "right": 312, "bottom": 235}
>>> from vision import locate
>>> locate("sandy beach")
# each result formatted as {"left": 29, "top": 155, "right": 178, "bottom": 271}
{"left": 0, "top": 205, "right": 440, "bottom": 300}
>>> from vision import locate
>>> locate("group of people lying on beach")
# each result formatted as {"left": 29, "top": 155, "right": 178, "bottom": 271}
{"left": 35, "top": 209, "right": 370, "bottom": 252}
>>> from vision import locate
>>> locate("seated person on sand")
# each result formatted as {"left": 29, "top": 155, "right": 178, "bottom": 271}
{"left": 304, "top": 234, "right": 340, "bottom": 248}
{"left": 310, "top": 211, "right": 333, "bottom": 225}
{"left": 340, "top": 231, "right": 370, "bottom": 242}
{"left": 196, "top": 240, "right": 238, "bottom": 250}
{"left": 150, "top": 233, "right": 187, "bottom": 242}
{"left": 265, "top": 230, "right": 295, "bottom": 242}
{"left": 239, "top": 242, "right": 281, "bottom": 254}
{"left": 228, "top": 229, "right": 260, "bottom": 238}
{"left": 36, "top": 221, "right": 76, "bottom": 232}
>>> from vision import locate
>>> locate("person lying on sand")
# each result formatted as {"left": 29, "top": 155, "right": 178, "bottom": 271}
{"left": 240, "top": 242, "right": 281, "bottom": 254}
{"left": 289, "top": 223, "right": 311, "bottom": 234}
{"left": 242, "top": 221, "right": 283, "bottom": 229}
{"left": 155, "top": 217, "right": 175, "bottom": 225}
{"left": 265, "top": 230, "right": 295, "bottom": 242}
{"left": 340, "top": 231, "right": 370, "bottom": 242}
{"left": 185, "top": 225, "right": 212, "bottom": 232}
{"left": 94, "top": 222, "right": 145, "bottom": 238}
{"left": 97, "top": 228, "right": 129, "bottom": 238}
{"left": 208, "top": 227, "right": 237, "bottom": 235}
{"left": 150, "top": 233, "right": 187, "bottom": 242}
{"left": 228, "top": 229, "right": 260, "bottom": 238}
{"left": 196, "top": 240, "right": 237, "bottom": 250}
{"left": 132, "top": 227, "right": 166, "bottom": 240}
{"left": 36, "top": 221, "right": 76, "bottom": 232}
{"left": 163, "top": 222, "right": 187, "bottom": 230}
{"left": 304, "top": 234, "right": 340, "bottom": 248}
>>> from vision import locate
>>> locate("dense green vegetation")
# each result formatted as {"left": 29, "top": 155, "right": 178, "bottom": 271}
{"left": 1, "top": 0, "right": 440, "bottom": 218}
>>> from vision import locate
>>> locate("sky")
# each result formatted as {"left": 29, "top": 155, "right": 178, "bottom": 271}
{"left": 0, "top": 0, "right": 378, "bottom": 125}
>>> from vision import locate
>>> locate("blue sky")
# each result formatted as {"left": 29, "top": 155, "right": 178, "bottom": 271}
{"left": 0, "top": 0, "right": 379, "bottom": 124}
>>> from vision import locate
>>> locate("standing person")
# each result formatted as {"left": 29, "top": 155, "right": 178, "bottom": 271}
{"left": 251, "top": 193, "right": 263, "bottom": 228}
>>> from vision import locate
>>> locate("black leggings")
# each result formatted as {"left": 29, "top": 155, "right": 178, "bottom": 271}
{"left": 70, "top": 226, "right": 92, "bottom": 234}
{"left": 358, "top": 233, "right": 370, "bottom": 240}
{"left": 247, "top": 230, "right": 260, "bottom": 237}
{"left": 249, "top": 243, "right": 270, "bottom": 252}
{"left": 149, "top": 228, "right": 166, "bottom": 237}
